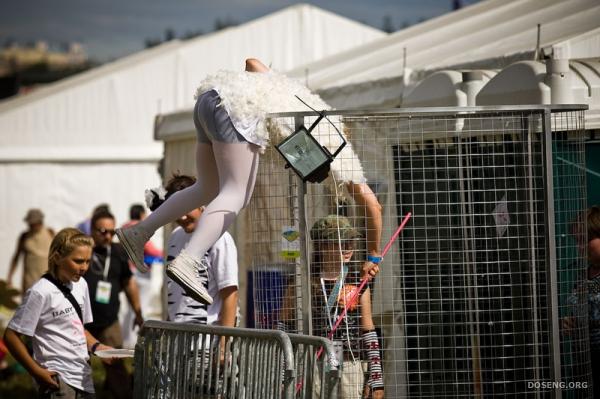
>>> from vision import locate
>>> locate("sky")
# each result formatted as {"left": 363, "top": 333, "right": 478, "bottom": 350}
{"left": 1, "top": 0, "right": 480, "bottom": 62}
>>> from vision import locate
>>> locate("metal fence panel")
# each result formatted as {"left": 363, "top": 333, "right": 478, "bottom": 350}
{"left": 134, "top": 320, "right": 296, "bottom": 399}
{"left": 287, "top": 333, "right": 341, "bottom": 399}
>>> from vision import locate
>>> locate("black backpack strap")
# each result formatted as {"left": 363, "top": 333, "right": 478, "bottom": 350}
{"left": 42, "top": 273, "right": 83, "bottom": 323}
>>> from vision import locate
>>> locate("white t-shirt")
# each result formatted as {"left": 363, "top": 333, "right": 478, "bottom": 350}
{"left": 8, "top": 277, "right": 94, "bottom": 393}
{"left": 166, "top": 227, "right": 238, "bottom": 325}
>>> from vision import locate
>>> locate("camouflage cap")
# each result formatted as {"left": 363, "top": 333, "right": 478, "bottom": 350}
{"left": 310, "top": 215, "right": 361, "bottom": 242}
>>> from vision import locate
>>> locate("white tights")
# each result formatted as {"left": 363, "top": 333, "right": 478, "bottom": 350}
{"left": 138, "top": 141, "right": 259, "bottom": 259}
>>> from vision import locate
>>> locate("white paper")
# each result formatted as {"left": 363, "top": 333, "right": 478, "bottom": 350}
{"left": 493, "top": 195, "right": 511, "bottom": 237}
{"left": 95, "top": 349, "right": 135, "bottom": 358}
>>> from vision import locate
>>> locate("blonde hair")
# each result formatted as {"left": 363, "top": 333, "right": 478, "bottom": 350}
{"left": 48, "top": 228, "right": 94, "bottom": 273}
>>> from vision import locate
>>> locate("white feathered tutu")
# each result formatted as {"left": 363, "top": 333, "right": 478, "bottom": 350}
{"left": 196, "top": 70, "right": 365, "bottom": 184}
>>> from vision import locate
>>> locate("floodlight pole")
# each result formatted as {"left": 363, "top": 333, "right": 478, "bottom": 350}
{"left": 295, "top": 115, "right": 313, "bottom": 336}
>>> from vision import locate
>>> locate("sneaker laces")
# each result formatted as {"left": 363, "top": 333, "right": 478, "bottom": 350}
{"left": 177, "top": 250, "right": 209, "bottom": 284}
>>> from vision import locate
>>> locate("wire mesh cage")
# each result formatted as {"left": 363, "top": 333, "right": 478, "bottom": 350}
{"left": 249, "top": 105, "right": 591, "bottom": 398}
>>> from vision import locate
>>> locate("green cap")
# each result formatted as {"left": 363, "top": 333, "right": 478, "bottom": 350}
{"left": 310, "top": 215, "right": 361, "bottom": 242}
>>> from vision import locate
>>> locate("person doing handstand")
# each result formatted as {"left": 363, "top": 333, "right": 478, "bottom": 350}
{"left": 117, "top": 58, "right": 381, "bottom": 305}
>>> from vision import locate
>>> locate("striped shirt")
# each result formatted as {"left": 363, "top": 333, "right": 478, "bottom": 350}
{"left": 166, "top": 227, "right": 238, "bottom": 325}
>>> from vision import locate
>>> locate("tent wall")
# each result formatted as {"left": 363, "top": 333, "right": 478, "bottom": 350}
{"left": 0, "top": 161, "right": 162, "bottom": 287}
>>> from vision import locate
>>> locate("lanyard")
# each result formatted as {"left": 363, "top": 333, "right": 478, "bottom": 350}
{"left": 320, "top": 279, "right": 335, "bottom": 330}
{"left": 320, "top": 264, "right": 348, "bottom": 331}
{"left": 93, "top": 246, "right": 111, "bottom": 280}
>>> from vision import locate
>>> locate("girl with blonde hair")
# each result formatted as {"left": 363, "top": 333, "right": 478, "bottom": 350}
{"left": 4, "top": 228, "right": 114, "bottom": 398}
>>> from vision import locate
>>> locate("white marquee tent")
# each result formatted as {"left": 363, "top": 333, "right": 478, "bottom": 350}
{"left": 0, "top": 4, "right": 384, "bottom": 290}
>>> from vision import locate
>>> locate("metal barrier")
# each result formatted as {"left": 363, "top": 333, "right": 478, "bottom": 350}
{"left": 134, "top": 320, "right": 340, "bottom": 398}
{"left": 287, "top": 333, "right": 341, "bottom": 399}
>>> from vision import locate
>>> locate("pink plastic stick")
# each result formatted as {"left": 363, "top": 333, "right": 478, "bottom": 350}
{"left": 381, "top": 212, "right": 412, "bottom": 257}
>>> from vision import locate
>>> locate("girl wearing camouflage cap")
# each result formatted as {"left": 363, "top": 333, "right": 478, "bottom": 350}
{"left": 278, "top": 215, "right": 384, "bottom": 398}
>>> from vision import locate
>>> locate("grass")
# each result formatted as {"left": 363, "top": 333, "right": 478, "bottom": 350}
{"left": 0, "top": 344, "right": 133, "bottom": 399}
{"left": 0, "top": 367, "right": 36, "bottom": 398}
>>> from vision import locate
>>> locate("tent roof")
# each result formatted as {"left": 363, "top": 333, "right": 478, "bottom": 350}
{"left": 289, "top": 0, "right": 600, "bottom": 91}
{"left": 0, "top": 3, "right": 384, "bottom": 162}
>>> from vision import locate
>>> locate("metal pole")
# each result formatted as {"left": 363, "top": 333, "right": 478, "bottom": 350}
{"left": 295, "top": 115, "right": 312, "bottom": 336}
{"left": 534, "top": 23, "right": 541, "bottom": 61}
{"left": 525, "top": 114, "right": 541, "bottom": 399}
{"left": 299, "top": 180, "right": 312, "bottom": 336}
{"left": 457, "top": 134, "right": 483, "bottom": 397}
{"left": 542, "top": 109, "right": 562, "bottom": 398}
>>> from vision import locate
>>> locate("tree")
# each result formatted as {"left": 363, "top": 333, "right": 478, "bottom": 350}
{"left": 382, "top": 15, "right": 395, "bottom": 33}
{"left": 3, "top": 37, "right": 16, "bottom": 48}
{"left": 214, "top": 16, "right": 238, "bottom": 31}
{"left": 182, "top": 29, "right": 204, "bottom": 40}
{"left": 164, "top": 28, "right": 176, "bottom": 42}
{"left": 144, "top": 38, "right": 162, "bottom": 49}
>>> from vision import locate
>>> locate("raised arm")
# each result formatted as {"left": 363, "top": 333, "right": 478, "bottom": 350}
{"left": 346, "top": 181, "right": 383, "bottom": 279}
{"left": 245, "top": 58, "right": 270, "bottom": 73}
{"left": 346, "top": 182, "right": 382, "bottom": 256}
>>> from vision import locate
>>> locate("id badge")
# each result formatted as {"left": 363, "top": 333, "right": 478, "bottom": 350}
{"left": 95, "top": 281, "right": 112, "bottom": 304}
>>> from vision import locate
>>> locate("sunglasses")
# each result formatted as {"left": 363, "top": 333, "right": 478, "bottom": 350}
{"left": 95, "top": 228, "right": 116, "bottom": 236}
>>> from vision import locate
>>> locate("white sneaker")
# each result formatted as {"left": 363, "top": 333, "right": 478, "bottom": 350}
{"left": 116, "top": 224, "right": 151, "bottom": 273}
{"left": 166, "top": 251, "right": 213, "bottom": 305}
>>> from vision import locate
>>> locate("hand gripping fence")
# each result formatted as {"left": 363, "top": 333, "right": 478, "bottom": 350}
{"left": 134, "top": 320, "right": 340, "bottom": 398}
